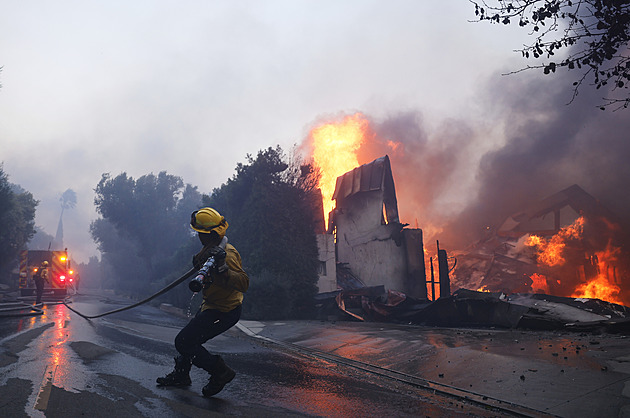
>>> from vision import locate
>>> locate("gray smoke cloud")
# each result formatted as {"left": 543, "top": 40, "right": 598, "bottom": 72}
{"left": 458, "top": 72, "right": 630, "bottom": 246}
{"left": 359, "top": 70, "right": 630, "bottom": 250}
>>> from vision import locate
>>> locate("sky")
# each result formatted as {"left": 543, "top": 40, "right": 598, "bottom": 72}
{"left": 2, "top": 1, "right": 628, "bottom": 264}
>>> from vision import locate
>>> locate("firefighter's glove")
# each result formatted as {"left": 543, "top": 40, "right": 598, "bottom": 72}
{"left": 209, "top": 247, "right": 228, "bottom": 274}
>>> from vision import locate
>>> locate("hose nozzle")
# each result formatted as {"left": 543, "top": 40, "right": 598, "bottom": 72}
{"left": 189, "top": 256, "right": 216, "bottom": 292}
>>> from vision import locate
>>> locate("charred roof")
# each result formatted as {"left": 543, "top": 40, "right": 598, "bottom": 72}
{"left": 332, "top": 155, "right": 399, "bottom": 224}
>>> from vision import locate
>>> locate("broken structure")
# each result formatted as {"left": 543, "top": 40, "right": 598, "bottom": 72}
{"left": 452, "top": 184, "right": 629, "bottom": 305}
{"left": 316, "top": 156, "right": 429, "bottom": 300}
{"left": 313, "top": 165, "right": 629, "bottom": 331}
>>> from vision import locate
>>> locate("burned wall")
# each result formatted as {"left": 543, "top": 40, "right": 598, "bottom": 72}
{"left": 334, "top": 190, "right": 409, "bottom": 292}
{"left": 328, "top": 156, "right": 428, "bottom": 299}
{"left": 316, "top": 234, "right": 337, "bottom": 293}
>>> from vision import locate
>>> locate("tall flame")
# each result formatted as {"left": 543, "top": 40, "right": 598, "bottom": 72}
{"left": 309, "top": 113, "right": 369, "bottom": 227}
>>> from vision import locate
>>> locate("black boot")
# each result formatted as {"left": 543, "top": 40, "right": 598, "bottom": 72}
{"left": 156, "top": 356, "right": 192, "bottom": 387}
{"left": 202, "top": 357, "right": 236, "bottom": 397}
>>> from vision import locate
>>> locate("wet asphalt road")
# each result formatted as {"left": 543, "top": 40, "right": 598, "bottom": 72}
{"left": 0, "top": 292, "right": 499, "bottom": 417}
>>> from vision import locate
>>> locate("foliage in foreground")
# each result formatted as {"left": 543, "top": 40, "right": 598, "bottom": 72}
{"left": 472, "top": 0, "right": 630, "bottom": 109}
{"left": 0, "top": 165, "right": 38, "bottom": 284}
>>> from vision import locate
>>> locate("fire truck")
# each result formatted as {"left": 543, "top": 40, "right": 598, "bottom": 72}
{"left": 18, "top": 249, "right": 75, "bottom": 297}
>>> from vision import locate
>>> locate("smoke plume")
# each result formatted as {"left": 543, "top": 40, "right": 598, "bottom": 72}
{"left": 355, "top": 71, "right": 630, "bottom": 250}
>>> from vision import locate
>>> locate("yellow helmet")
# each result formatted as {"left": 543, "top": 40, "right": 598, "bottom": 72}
{"left": 190, "top": 208, "right": 228, "bottom": 236}
{"left": 42, "top": 261, "right": 49, "bottom": 267}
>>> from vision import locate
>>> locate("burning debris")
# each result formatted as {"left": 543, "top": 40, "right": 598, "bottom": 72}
{"left": 305, "top": 115, "right": 629, "bottom": 333}
{"left": 452, "top": 185, "right": 630, "bottom": 307}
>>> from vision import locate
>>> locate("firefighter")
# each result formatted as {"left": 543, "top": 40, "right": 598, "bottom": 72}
{"left": 34, "top": 261, "right": 49, "bottom": 305}
{"left": 157, "top": 207, "right": 249, "bottom": 398}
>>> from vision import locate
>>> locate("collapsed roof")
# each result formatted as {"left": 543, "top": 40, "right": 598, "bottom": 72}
{"left": 498, "top": 184, "right": 623, "bottom": 238}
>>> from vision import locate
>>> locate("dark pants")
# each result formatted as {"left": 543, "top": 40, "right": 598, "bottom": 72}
{"left": 34, "top": 278, "right": 44, "bottom": 304}
{"left": 174, "top": 305, "right": 241, "bottom": 372}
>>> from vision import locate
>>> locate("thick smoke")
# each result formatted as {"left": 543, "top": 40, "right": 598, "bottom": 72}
{"left": 458, "top": 72, "right": 630, "bottom": 247}
{"left": 357, "top": 112, "right": 478, "bottom": 241}
{"left": 357, "top": 70, "right": 630, "bottom": 251}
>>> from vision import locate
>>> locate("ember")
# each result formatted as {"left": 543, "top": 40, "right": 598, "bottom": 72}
{"left": 530, "top": 273, "right": 549, "bottom": 294}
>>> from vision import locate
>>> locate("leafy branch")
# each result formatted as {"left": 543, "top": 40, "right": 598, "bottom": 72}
{"left": 471, "top": 0, "right": 630, "bottom": 110}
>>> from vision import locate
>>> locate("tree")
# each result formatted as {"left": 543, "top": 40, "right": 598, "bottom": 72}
{"left": 472, "top": 0, "right": 630, "bottom": 109}
{"left": 91, "top": 171, "right": 201, "bottom": 295}
{"left": 205, "top": 146, "right": 322, "bottom": 319}
{"left": 90, "top": 218, "right": 148, "bottom": 293}
{"left": 0, "top": 165, "right": 38, "bottom": 283}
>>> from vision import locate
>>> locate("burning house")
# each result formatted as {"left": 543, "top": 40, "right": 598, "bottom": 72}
{"left": 312, "top": 160, "right": 630, "bottom": 330}
{"left": 314, "top": 154, "right": 443, "bottom": 323}
{"left": 452, "top": 184, "right": 630, "bottom": 307}
{"left": 325, "top": 156, "right": 427, "bottom": 299}
{"left": 313, "top": 155, "right": 435, "bottom": 321}
{"left": 307, "top": 114, "right": 628, "bottom": 330}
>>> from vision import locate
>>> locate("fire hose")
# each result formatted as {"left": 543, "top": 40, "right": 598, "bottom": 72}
{"left": 0, "top": 298, "right": 75, "bottom": 318}
{"left": 62, "top": 267, "right": 198, "bottom": 320}
{"left": 1, "top": 259, "right": 212, "bottom": 319}
{"left": 0, "top": 301, "right": 45, "bottom": 317}
{"left": 63, "top": 243, "right": 227, "bottom": 320}
{"left": 63, "top": 237, "right": 227, "bottom": 320}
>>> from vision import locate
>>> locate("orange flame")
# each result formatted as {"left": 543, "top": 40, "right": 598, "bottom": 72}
{"left": 572, "top": 242, "right": 623, "bottom": 305}
{"left": 530, "top": 273, "right": 549, "bottom": 294}
{"left": 572, "top": 276, "right": 622, "bottom": 304}
{"left": 309, "top": 113, "right": 368, "bottom": 227}
{"left": 525, "top": 216, "right": 624, "bottom": 305}
{"left": 525, "top": 217, "right": 585, "bottom": 266}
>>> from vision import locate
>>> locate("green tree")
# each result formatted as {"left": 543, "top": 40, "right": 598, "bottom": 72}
{"left": 472, "top": 0, "right": 630, "bottom": 109}
{"left": 205, "top": 146, "right": 321, "bottom": 320}
{"left": 0, "top": 165, "right": 38, "bottom": 283}
{"left": 91, "top": 171, "right": 201, "bottom": 295}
